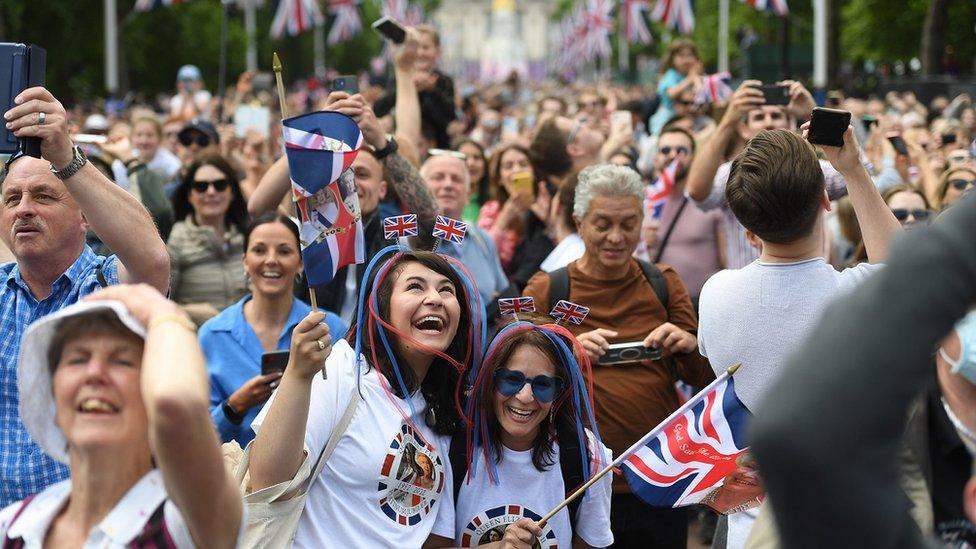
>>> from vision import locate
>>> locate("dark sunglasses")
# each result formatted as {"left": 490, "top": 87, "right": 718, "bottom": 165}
{"left": 190, "top": 179, "right": 230, "bottom": 193}
{"left": 674, "top": 99, "right": 695, "bottom": 107}
{"left": 659, "top": 146, "right": 690, "bottom": 156}
{"left": 179, "top": 133, "right": 211, "bottom": 148}
{"left": 890, "top": 208, "right": 931, "bottom": 223}
{"left": 493, "top": 368, "right": 565, "bottom": 403}
{"left": 950, "top": 179, "right": 975, "bottom": 191}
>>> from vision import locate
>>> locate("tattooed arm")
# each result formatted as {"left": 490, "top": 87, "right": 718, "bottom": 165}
{"left": 383, "top": 151, "right": 437, "bottom": 223}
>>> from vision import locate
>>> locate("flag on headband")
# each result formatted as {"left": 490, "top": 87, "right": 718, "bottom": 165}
{"left": 134, "top": 0, "right": 187, "bottom": 11}
{"left": 432, "top": 215, "right": 468, "bottom": 245}
{"left": 622, "top": 376, "right": 756, "bottom": 512}
{"left": 623, "top": 0, "right": 653, "bottom": 45}
{"left": 741, "top": 0, "right": 789, "bottom": 16}
{"left": 270, "top": 0, "right": 324, "bottom": 39}
{"left": 695, "top": 72, "right": 734, "bottom": 105}
{"left": 327, "top": 0, "right": 363, "bottom": 45}
{"left": 550, "top": 300, "right": 589, "bottom": 326}
{"left": 283, "top": 111, "right": 365, "bottom": 287}
{"left": 498, "top": 297, "right": 536, "bottom": 316}
{"left": 383, "top": 214, "right": 418, "bottom": 240}
{"left": 651, "top": 0, "right": 695, "bottom": 35}
{"left": 646, "top": 158, "right": 681, "bottom": 221}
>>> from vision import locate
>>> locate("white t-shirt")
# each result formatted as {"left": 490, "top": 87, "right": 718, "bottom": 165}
{"left": 0, "top": 470, "right": 195, "bottom": 548}
{"left": 432, "top": 435, "right": 614, "bottom": 548}
{"left": 252, "top": 339, "right": 453, "bottom": 549}
{"left": 698, "top": 257, "right": 881, "bottom": 413}
{"left": 540, "top": 233, "right": 585, "bottom": 273}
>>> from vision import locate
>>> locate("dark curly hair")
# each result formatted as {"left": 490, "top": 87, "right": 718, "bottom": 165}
{"left": 172, "top": 154, "right": 249, "bottom": 235}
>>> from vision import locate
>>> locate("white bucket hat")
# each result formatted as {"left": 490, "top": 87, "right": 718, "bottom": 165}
{"left": 18, "top": 300, "right": 146, "bottom": 464}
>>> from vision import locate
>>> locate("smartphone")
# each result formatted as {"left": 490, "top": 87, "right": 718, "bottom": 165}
{"left": 758, "top": 84, "right": 790, "bottom": 106}
{"left": 861, "top": 115, "right": 878, "bottom": 133}
{"left": 261, "top": 350, "right": 290, "bottom": 376}
{"left": 887, "top": 134, "right": 909, "bottom": 156}
{"left": 807, "top": 107, "right": 851, "bottom": 148}
{"left": 0, "top": 43, "right": 46, "bottom": 156}
{"left": 331, "top": 75, "right": 359, "bottom": 95}
{"left": 510, "top": 171, "right": 534, "bottom": 196}
{"left": 611, "top": 110, "right": 631, "bottom": 131}
{"left": 942, "top": 132, "right": 958, "bottom": 146}
{"left": 599, "top": 342, "right": 663, "bottom": 365}
{"left": 371, "top": 16, "right": 407, "bottom": 44}
{"left": 251, "top": 72, "right": 274, "bottom": 93}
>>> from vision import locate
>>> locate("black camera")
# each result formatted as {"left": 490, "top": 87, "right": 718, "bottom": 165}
{"left": 0, "top": 43, "right": 46, "bottom": 157}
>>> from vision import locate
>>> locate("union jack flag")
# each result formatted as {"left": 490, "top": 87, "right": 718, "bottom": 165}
{"left": 741, "top": 0, "right": 789, "bottom": 16}
{"left": 327, "top": 0, "right": 363, "bottom": 45}
{"left": 498, "top": 297, "right": 536, "bottom": 316}
{"left": 134, "top": 0, "right": 186, "bottom": 11}
{"left": 382, "top": 0, "right": 425, "bottom": 26}
{"left": 283, "top": 111, "right": 365, "bottom": 286}
{"left": 622, "top": 375, "right": 752, "bottom": 508}
{"left": 651, "top": 0, "right": 695, "bottom": 35}
{"left": 623, "top": 0, "right": 653, "bottom": 45}
{"left": 695, "top": 72, "right": 734, "bottom": 105}
{"left": 583, "top": 0, "right": 614, "bottom": 61}
{"left": 646, "top": 157, "right": 682, "bottom": 221}
{"left": 432, "top": 215, "right": 468, "bottom": 245}
{"left": 270, "top": 0, "right": 324, "bottom": 39}
{"left": 550, "top": 300, "right": 589, "bottom": 326}
{"left": 383, "top": 214, "right": 418, "bottom": 240}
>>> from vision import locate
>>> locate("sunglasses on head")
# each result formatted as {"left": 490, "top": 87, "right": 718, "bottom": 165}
{"left": 950, "top": 179, "right": 975, "bottom": 191}
{"left": 659, "top": 146, "right": 690, "bottom": 156}
{"left": 178, "top": 132, "right": 211, "bottom": 148}
{"left": 493, "top": 368, "right": 565, "bottom": 403}
{"left": 428, "top": 148, "right": 467, "bottom": 160}
{"left": 890, "top": 208, "right": 931, "bottom": 223}
{"left": 190, "top": 179, "right": 230, "bottom": 193}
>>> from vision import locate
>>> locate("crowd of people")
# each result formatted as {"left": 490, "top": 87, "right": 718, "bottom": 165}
{"left": 0, "top": 21, "right": 972, "bottom": 549}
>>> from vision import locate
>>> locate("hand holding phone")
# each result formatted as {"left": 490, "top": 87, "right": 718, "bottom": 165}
{"left": 887, "top": 133, "right": 909, "bottom": 156}
{"left": 331, "top": 75, "right": 359, "bottom": 96}
{"left": 807, "top": 107, "right": 851, "bottom": 148}
{"left": 510, "top": 171, "right": 534, "bottom": 198}
{"left": 261, "top": 350, "right": 290, "bottom": 376}
{"left": 599, "top": 342, "right": 663, "bottom": 365}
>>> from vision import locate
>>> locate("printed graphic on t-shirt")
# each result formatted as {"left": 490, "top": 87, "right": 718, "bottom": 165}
{"left": 460, "top": 504, "right": 558, "bottom": 548}
{"left": 377, "top": 423, "right": 445, "bottom": 525}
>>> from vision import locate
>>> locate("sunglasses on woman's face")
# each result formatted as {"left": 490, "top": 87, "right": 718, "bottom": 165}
{"left": 950, "top": 179, "right": 975, "bottom": 191}
{"left": 190, "top": 179, "right": 230, "bottom": 193}
{"left": 890, "top": 208, "right": 931, "bottom": 223}
{"left": 179, "top": 133, "right": 211, "bottom": 148}
{"left": 493, "top": 368, "right": 565, "bottom": 403}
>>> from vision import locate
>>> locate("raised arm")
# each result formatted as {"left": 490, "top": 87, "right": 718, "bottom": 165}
{"left": 249, "top": 311, "right": 332, "bottom": 490}
{"left": 394, "top": 29, "right": 423, "bottom": 157}
{"left": 6, "top": 87, "right": 170, "bottom": 291}
{"left": 86, "top": 284, "right": 242, "bottom": 549}
{"left": 685, "top": 81, "right": 762, "bottom": 202}
{"left": 809, "top": 124, "right": 902, "bottom": 263}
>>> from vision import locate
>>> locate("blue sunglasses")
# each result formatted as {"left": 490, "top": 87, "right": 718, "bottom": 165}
{"left": 493, "top": 368, "right": 565, "bottom": 403}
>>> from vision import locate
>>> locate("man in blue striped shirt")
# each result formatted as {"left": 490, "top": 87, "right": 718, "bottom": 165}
{"left": 0, "top": 87, "right": 170, "bottom": 506}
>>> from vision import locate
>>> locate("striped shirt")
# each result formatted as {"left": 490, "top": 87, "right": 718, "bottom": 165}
{"left": 0, "top": 246, "right": 119, "bottom": 507}
{"left": 688, "top": 159, "right": 857, "bottom": 269}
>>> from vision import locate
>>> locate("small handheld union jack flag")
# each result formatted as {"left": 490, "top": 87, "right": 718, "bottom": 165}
{"left": 498, "top": 297, "right": 536, "bottom": 316}
{"left": 383, "top": 214, "right": 418, "bottom": 240}
{"left": 550, "top": 300, "right": 590, "bottom": 326}
{"left": 432, "top": 215, "right": 468, "bottom": 245}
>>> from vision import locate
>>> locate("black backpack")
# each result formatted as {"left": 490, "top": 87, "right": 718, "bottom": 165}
{"left": 547, "top": 260, "right": 670, "bottom": 319}
{"left": 448, "top": 418, "right": 589, "bottom": 534}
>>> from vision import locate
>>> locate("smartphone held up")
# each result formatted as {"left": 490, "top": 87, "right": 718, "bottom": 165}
{"left": 371, "top": 16, "right": 407, "bottom": 44}
{"left": 0, "top": 43, "right": 46, "bottom": 157}
{"left": 807, "top": 107, "right": 851, "bottom": 148}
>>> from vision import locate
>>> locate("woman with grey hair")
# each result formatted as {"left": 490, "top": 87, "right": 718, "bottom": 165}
{"left": 573, "top": 163, "right": 645, "bottom": 221}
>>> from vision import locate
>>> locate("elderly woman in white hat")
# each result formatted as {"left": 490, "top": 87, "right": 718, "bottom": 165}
{"left": 0, "top": 284, "right": 241, "bottom": 548}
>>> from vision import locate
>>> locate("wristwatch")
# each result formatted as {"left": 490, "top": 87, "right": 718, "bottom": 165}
{"left": 50, "top": 145, "right": 88, "bottom": 181}
{"left": 222, "top": 400, "right": 245, "bottom": 425}
{"left": 372, "top": 136, "right": 398, "bottom": 160}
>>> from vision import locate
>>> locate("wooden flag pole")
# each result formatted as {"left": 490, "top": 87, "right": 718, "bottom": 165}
{"left": 538, "top": 362, "right": 743, "bottom": 527}
{"left": 273, "top": 52, "right": 320, "bottom": 314}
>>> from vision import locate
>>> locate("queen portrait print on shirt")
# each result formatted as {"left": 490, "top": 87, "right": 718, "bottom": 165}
{"left": 461, "top": 505, "right": 558, "bottom": 548}
{"left": 378, "top": 423, "right": 445, "bottom": 525}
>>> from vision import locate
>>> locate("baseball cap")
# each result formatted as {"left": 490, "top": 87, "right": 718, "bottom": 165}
{"left": 177, "top": 118, "right": 220, "bottom": 145}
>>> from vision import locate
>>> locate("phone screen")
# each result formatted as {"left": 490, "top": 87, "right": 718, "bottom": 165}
{"left": 807, "top": 107, "right": 851, "bottom": 148}
{"left": 261, "top": 351, "right": 290, "bottom": 376}
{"left": 372, "top": 17, "right": 407, "bottom": 44}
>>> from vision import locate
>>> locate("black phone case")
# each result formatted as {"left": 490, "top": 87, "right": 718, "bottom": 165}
{"left": 760, "top": 85, "right": 790, "bottom": 106}
{"left": 0, "top": 43, "right": 45, "bottom": 157}
{"left": 808, "top": 108, "right": 851, "bottom": 148}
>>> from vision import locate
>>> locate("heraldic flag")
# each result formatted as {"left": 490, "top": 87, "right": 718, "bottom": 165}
{"left": 622, "top": 374, "right": 753, "bottom": 509}
{"left": 282, "top": 111, "right": 365, "bottom": 287}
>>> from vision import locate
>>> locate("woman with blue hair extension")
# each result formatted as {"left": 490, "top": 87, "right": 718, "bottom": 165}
{"left": 248, "top": 245, "right": 486, "bottom": 548}
{"left": 427, "top": 313, "right": 614, "bottom": 548}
